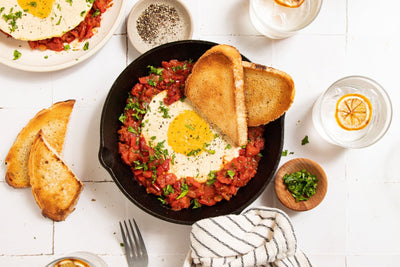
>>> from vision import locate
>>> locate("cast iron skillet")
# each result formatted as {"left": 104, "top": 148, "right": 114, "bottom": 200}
{"left": 98, "top": 40, "right": 284, "bottom": 225}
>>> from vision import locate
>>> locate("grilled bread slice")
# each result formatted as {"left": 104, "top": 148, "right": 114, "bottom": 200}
{"left": 5, "top": 100, "right": 75, "bottom": 188}
{"left": 185, "top": 44, "right": 248, "bottom": 146}
{"left": 28, "top": 131, "right": 83, "bottom": 221}
{"left": 243, "top": 61, "right": 295, "bottom": 126}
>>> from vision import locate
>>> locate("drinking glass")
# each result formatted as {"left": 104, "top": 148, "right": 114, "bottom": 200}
{"left": 249, "top": 0, "right": 323, "bottom": 39}
{"left": 312, "top": 76, "right": 392, "bottom": 148}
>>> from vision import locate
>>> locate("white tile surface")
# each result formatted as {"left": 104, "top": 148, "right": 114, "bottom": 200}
{"left": 1, "top": 0, "right": 400, "bottom": 266}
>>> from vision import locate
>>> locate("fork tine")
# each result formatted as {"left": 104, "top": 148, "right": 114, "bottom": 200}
{"left": 119, "top": 221, "right": 134, "bottom": 266}
{"left": 130, "top": 219, "right": 148, "bottom": 257}
{"left": 127, "top": 219, "right": 140, "bottom": 257}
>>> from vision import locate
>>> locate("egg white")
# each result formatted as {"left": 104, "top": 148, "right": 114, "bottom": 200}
{"left": 141, "top": 90, "right": 241, "bottom": 183}
{"left": 0, "top": 0, "right": 93, "bottom": 41}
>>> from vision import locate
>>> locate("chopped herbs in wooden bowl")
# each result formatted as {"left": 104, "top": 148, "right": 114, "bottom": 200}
{"left": 274, "top": 158, "right": 327, "bottom": 211}
{"left": 282, "top": 169, "right": 318, "bottom": 202}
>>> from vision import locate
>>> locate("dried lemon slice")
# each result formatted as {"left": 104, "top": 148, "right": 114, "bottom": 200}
{"left": 335, "top": 93, "right": 372, "bottom": 131}
{"left": 274, "top": 0, "right": 305, "bottom": 8}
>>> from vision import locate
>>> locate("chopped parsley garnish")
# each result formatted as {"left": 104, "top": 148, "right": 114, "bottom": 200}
{"left": 191, "top": 199, "right": 201, "bottom": 209}
{"left": 227, "top": 170, "right": 235, "bottom": 179}
{"left": 147, "top": 79, "right": 156, "bottom": 86}
{"left": 163, "top": 184, "right": 174, "bottom": 195}
{"left": 91, "top": 9, "right": 100, "bottom": 17}
{"left": 147, "top": 65, "right": 163, "bottom": 76}
{"left": 28, "top": 2, "right": 37, "bottom": 7}
{"left": 185, "top": 124, "right": 194, "bottom": 130}
{"left": 119, "top": 113, "right": 127, "bottom": 123}
{"left": 158, "top": 197, "right": 167, "bottom": 205}
{"left": 56, "top": 15, "right": 62, "bottom": 25}
{"left": 65, "top": 0, "right": 73, "bottom": 5}
{"left": 64, "top": 44, "right": 70, "bottom": 51}
{"left": 153, "top": 140, "right": 168, "bottom": 158}
{"left": 225, "top": 144, "right": 232, "bottom": 150}
{"left": 176, "top": 182, "right": 189, "bottom": 200}
{"left": 187, "top": 149, "right": 201, "bottom": 156}
{"left": 127, "top": 126, "right": 140, "bottom": 135}
{"left": 171, "top": 153, "right": 176, "bottom": 165}
{"left": 80, "top": 10, "right": 86, "bottom": 16}
{"left": 172, "top": 65, "right": 182, "bottom": 72}
{"left": 2, "top": 9, "right": 23, "bottom": 32}
{"left": 133, "top": 160, "right": 148, "bottom": 171}
{"left": 125, "top": 97, "right": 147, "bottom": 121}
{"left": 281, "top": 150, "right": 294, "bottom": 156}
{"left": 206, "top": 171, "right": 217, "bottom": 186}
{"left": 13, "top": 49, "right": 21, "bottom": 60}
{"left": 158, "top": 101, "right": 170, "bottom": 118}
{"left": 83, "top": 42, "right": 89, "bottom": 51}
{"left": 283, "top": 169, "right": 318, "bottom": 202}
{"left": 301, "top": 135, "right": 309, "bottom": 145}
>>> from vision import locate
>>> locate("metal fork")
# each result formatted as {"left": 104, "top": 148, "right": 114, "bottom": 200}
{"left": 119, "top": 219, "right": 148, "bottom": 267}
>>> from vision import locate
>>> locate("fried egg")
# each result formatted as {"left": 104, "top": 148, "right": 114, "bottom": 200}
{"left": 0, "top": 0, "right": 93, "bottom": 41}
{"left": 142, "top": 90, "right": 241, "bottom": 183}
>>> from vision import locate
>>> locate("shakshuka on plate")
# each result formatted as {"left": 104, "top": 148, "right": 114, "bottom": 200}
{"left": 118, "top": 59, "right": 264, "bottom": 211}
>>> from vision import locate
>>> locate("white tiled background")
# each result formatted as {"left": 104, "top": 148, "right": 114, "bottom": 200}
{"left": 0, "top": 0, "right": 399, "bottom": 266}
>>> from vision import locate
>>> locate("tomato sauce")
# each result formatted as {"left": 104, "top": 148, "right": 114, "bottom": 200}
{"left": 118, "top": 59, "right": 265, "bottom": 211}
{"left": 28, "top": 0, "right": 113, "bottom": 51}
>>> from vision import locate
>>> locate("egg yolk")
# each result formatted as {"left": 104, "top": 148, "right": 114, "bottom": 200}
{"left": 168, "top": 110, "right": 215, "bottom": 156}
{"left": 18, "top": 0, "right": 56, "bottom": 18}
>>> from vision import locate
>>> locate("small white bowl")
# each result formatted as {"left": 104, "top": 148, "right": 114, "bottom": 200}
{"left": 127, "top": 0, "right": 193, "bottom": 53}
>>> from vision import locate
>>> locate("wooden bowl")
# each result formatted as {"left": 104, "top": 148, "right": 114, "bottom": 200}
{"left": 274, "top": 158, "right": 327, "bottom": 211}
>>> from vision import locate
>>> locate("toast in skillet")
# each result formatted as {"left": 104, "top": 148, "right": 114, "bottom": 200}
{"left": 184, "top": 44, "right": 248, "bottom": 146}
{"left": 243, "top": 61, "right": 295, "bottom": 126}
{"left": 28, "top": 131, "right": 83, "bottom": 221}
{"left": 5, "top": 100, "right": 75, "bottom": 188}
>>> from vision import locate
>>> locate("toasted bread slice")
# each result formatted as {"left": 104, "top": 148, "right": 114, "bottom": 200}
{"left": 185, "top": 44, "right": 248, "bottom": 146}
{"left": 5, "top": 100, "right": 75, "bottom": 188}
{"left": 28, "top": 131, "right": 83, "bottom": 221}
{"left": 243, "top": 61, "right": 295, "bottom": 126}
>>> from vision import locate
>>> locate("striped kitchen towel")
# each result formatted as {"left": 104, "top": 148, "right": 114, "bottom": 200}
{"left": 189, "top": 207, "right": 312, "bottom": 267}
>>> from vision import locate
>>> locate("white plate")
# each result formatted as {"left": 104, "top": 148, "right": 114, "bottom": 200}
{"left": 0, "top": 0, "right": 127, "bottom": 72}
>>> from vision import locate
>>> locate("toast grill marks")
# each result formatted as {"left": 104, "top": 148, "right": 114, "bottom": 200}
{"left": 28, "top": 131, "right": 83, "bottom": 221}
{"left": 243, "top": 61, "right": 295, "bottom": 126}
{"left": 185, "top": 45, "right": 248, "bottom": 146}
{"left": 5, "top": 100, "right": 75, "bottom": 188}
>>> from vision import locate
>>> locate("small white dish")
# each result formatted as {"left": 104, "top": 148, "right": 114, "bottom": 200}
{"left": 127, "top": 0, "right": 193, "bottom": 54}
{"left": 45, "top": 251, "right": 107, "bottom": 267}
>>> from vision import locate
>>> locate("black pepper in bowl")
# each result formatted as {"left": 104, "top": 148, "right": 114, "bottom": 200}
{"left": 136, "top": 4, "right": 184, "bottom": 46}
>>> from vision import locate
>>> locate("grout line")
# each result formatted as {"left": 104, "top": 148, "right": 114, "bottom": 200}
{"left": 345, "top": 0, "right": 349, "bottom": 55}
{"left": 52, "top": 221, "right": 55, "bottom": 255}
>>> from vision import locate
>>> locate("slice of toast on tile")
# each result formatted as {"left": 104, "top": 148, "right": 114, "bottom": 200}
{"left": 28, "top": 130, "right": 83, "bottom": 221}
{"left": 185, "top": 44, "right": 248, "bottom": 146}
{"left": 5, "top": 100, "right": 75, "bottom": 188}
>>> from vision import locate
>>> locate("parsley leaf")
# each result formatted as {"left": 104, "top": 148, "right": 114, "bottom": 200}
{"left": 302, "top": 135, "right": 309, "bottom": 145}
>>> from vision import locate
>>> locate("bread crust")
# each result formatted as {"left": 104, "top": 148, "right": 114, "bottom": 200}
{"left": 243, "top": 61, "right": 295, "bottom": 126}
{"left": 185, "top": 44, "right": 248, "bottom": 146}
{"left": 5, "top": 100, "right": 75, "bottom": 188}
{"left": 28, "top": 131, "right": 83, "bottom": 221}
